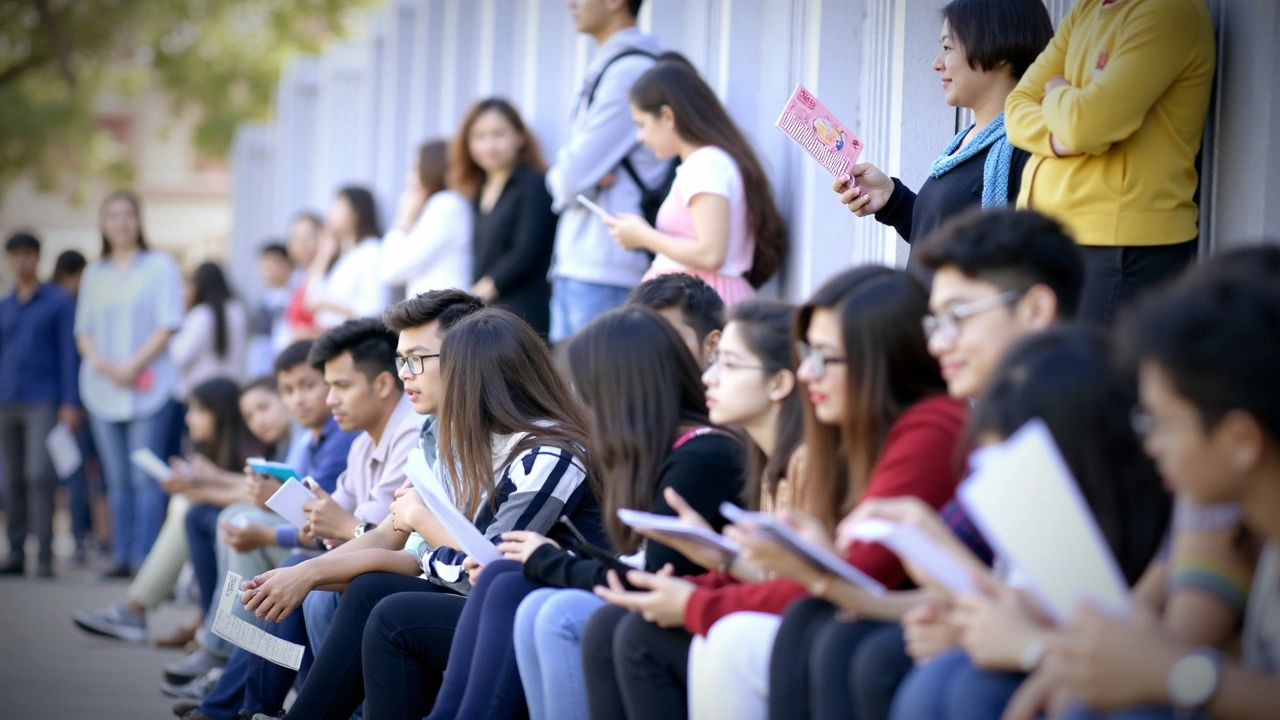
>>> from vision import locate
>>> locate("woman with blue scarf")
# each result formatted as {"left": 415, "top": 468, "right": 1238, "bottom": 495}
{"left": 834, "top": 0, "right": 1053, "bottom": 257}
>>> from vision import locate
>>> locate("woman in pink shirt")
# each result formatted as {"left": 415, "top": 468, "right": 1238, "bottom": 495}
{"left": 604, "top": 55, "right": 788, "bottom": 306}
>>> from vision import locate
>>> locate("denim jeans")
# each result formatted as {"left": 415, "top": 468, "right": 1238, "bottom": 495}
{"left": 0, "top": 401, "right": 58, "bottom": 563}
{"left": 889, "top": 650, "right": 1025, "bottom": 720}
{"left": 89, "top": 400, "right": 177, "bottom": 567}
{"left": 1058, "top": 706, "right": 1182, "bottom": 720}
{"left": 549, "top": 278, "right": 633, "bottom": 343}
{"left": 199, "top": 504, "right": 292, "bottom": 657}
{"left": 303, "top": 588, "right": 343, "bottom": 654}
{"left": 424, "top": 560, "right": 537, "bottom": 720}
{"left": 64, "top": 420, "right": 100, "bottom": 543}
{"left": 514, "top": 587, "right": 606, "bottom": 720}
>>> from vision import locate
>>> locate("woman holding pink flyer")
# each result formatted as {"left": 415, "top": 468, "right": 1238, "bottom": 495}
{"left": 834, "top": 0, "right": 1052, "bottom": 255}
{"left": 603, "top": 54, "right": 787, "bottom": 306}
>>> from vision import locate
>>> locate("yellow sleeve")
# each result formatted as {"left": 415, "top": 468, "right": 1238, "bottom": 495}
{"left": 1041, "top": 0, "right": 1208, "bottom": 156}
{"left": 1005, "top": 7, "right": 1076, "bottom": 158}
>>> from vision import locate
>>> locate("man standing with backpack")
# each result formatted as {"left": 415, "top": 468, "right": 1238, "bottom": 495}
{"left": 546, "top": 0, "right": 669, "bottom": 343}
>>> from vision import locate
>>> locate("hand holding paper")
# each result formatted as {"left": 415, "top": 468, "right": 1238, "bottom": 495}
{"left": 45, "top": 422, "right": 82, "bottom": 480}
{"left": 956, "top": 419, "right": 1131, "bottom": 621}
{"left": 406, "top": 458, "right": 502, "bottom": 567}
{"left": 265, "top": 477, "right": 316, "bottom": 530}
{"left": 843, "top": 518, "right": 978, "bottom": 596}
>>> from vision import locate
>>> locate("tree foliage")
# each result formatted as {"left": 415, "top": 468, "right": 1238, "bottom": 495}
{"left": 0, "top": 0, "right": 373, "bottom": 195}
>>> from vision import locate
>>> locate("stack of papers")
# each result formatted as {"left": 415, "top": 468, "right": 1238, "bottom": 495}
{"left": 956, "top": 419, "right": 1131, "bottom": 620}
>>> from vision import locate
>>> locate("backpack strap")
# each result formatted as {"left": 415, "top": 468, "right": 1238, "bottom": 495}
{"left": 585, "top": 48, "right": 658, "bottom": 109}
{"left": 617, "top": 156, "right": 649, "bottom": 193}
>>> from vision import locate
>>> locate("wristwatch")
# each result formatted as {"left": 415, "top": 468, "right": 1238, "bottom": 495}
{"left": 353, "top": 522, "right": 376, "bottom": 539}
{"left": 1167, "top": 647, "right": 1224, "bottom": 718}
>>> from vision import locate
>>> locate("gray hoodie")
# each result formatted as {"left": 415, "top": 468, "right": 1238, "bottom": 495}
{"left": 546, "top": 28, "right": 667, "bottom": 290}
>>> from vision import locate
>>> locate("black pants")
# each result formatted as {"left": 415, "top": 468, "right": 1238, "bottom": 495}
{"left": 0, "top": 401, "right": 58, "bottom": 564}
{"left": 1077, "top": 239, "right": 1197, "bottom": 327}
{"left": 581, "top": 604, "right": 693, "bottom": 720}
{"left": 283, "top": 572, "right": 457, "bottom": 720}
{"left": 769, "top": 598, "right": 912, "bottom": 720}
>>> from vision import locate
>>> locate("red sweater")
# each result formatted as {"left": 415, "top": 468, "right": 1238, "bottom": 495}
{"left": 682, "top": 395, "right": 967, "bottom": 636}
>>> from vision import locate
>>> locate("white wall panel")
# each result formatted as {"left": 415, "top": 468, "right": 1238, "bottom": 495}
{"left": 229, "top": 124, "right": 276, "bottom": 304}
{"left": 271, "top": 59, "right": 320, "bottom": 229}
{"left": 371, "top": 0, "right": 421, "bottom": 228}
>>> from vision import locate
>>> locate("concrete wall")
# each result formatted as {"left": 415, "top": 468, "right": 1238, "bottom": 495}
{"left": 228, "top": 0, "right": 1279, "bottom": 305}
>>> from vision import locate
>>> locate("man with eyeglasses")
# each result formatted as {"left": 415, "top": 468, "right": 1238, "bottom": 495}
{"left": 914, "top": 207, "right": 1084, "bottom": 401}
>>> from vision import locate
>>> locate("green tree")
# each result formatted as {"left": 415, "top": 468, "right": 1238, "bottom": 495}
{"left": 0, "top": 0, "right": 373, "bottom": 196}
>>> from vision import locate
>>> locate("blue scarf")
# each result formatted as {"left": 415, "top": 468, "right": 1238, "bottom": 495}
{"left": 929, "top": 112, "right": 1013, "bottom": 209}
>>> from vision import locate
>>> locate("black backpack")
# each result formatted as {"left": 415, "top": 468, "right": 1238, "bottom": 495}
{"left": 584, "top": 49, "right": 680, "bottom": 226}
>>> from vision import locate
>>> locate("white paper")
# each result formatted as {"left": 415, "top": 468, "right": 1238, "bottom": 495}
{"left": 129, "top": 447, "right": 173, "bottom": 482}
{"left": 265, "top": 477, "right": 316, "bottom": 530}
{"left": 45, "top": 422, "right": 82, "bottom": 480}
{"left": 616, "top": 509, "right": 740, "bottom": 555}
{"left": 956, "top": 419, "right": 1131, "bottom": 621}
{"left": 405, "top": 455, "right": 503, "bottom": 566}
{"left": 211, "top": 571, "right": 304, "bottom": 670}
{"left": 846, "top": 519, "right": 977, "bottom": 596}
{"left": 720, "top": 503, "right": 887, "bottom": 595}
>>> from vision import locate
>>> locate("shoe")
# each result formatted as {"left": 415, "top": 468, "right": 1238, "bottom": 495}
{"left": 154, "top": 621, "right": 200, "bottom": 649}
{"left": 250, "top": 714, "right": 286, "bottom": 719}
{"left": 171, "top": 699, "right": 200, "bottom": 717}
{"left": 72, "top": 603, "right": 147, "bottom": 643}
{"left": 161, "top": 666, "right": 222, "bottom": 699}
{"left": 36, "top": 559, "right": 54, "bottom": 578}
{"left": 163, "top": 647, "right": 227, "bottom": 686}
{"left": 0, "top": 557, "right": 24, "bottom": 576}
{"left": 98, "top": 561, "right": 132, "bottom": 580}
{"left": 179, "top": 709, "right": 215, "bottom": 720}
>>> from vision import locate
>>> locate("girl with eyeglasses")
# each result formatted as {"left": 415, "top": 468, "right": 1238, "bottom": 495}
{"left": 586, "top": 266, "right": 967, "bottom": 720}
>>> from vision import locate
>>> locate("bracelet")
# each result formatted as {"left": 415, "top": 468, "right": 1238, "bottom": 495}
{"left": 811, "top": 572, "right": 834, "bottom": 599}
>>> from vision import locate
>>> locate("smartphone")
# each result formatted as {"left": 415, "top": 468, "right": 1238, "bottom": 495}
{"left": 575, "top": 194, "right": 612, "bottom": 221}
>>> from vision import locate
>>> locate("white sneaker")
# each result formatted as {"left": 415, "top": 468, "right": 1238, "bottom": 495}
{"left": 72, "top": 604, "right": 147, "bottom": 643}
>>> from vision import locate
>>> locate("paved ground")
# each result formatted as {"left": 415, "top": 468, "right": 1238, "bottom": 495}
{"left": 0, "top": 524, "right": 194, "bottom": 719}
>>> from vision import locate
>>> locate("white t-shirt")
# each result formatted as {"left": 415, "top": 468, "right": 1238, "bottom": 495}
{"left": 170, "top": 300, "right": 248, "bottom": 400}
{"left": 310, "top": 238, "right": 392, "bottom": 329}
{"left": 651, "top": 146, "right": 755, "bottom": 277}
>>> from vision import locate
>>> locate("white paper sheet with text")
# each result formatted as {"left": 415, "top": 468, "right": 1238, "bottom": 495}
{"left": 265, "top": 477, "right": 316, "bottom": 530}
{"left": 211, "top": 572, "right": 304, "bottom": 670}
{"left": 845, "top": 519, "right": 977, "bottom": 596}
{"left": 617, "top": 509, "right": 740, "bottom": 555}
{"left": 46, "top": 422, "right": 82, "bottom": 480}
{"left": 956, "top": 419, "right": 1131, "bottom": 621}
{"left": 720, "top": 503, "right": 886, "bottom": 595}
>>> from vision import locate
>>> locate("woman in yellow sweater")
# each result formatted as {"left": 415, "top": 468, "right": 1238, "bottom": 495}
{"left": 1004, "top": 0, "right": 1215, "bottom": 327}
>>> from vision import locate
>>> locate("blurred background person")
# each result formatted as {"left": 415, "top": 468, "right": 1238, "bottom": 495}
{"left": 303, "top": 187, "right": 391, "bottom": 330}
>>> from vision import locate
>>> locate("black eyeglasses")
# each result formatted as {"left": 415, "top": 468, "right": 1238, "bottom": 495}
{"left": 395, "top": 353, "right": 440, "bottom": 376}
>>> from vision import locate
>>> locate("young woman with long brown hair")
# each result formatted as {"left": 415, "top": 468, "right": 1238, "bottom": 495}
{"left": 588, "top": 266, "right": 968, "bottom": 720}
{"left": 603, "top": 54, "right": 788, "bottom": 305}
{"left": 263, "top": 308, "right": 603, "bottom": 720}
{"left": 453, "top": 98, "right": 558, "bottom": 336}
{"left": 379, "top": 139, "right": 474, "bottom": 298}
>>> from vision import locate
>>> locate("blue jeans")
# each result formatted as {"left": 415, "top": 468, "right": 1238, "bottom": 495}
{"left": 425, "top": 560, "right": 537, "bottom": 720}
{"left": 89, "top": 400, "right": 177, "bottom": 567}
{"left": 515, "top": 587, "right": 605, "bottom": 720}
{"left": 1058, "top": 706, "right": 1181, "bottom": 720}
{"left": 549, "top": 278, "right": 633, "bottom": 343}
{"left": 889, "top": 650, "right": 1025, "bottom": 720}
{"left": 303, "top": 588, "right": 342, "bottom": 653}
{"left": 64, "top": 420, "right": 99, "bottom": 543}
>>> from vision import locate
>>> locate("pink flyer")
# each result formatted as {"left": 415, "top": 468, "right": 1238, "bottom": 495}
{"left": 775, "top": 84, "right": 864, "bottom": 177}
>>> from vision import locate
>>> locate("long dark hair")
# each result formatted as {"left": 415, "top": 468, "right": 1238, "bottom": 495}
{"left": 969, "top": 327, "right": 1171, "bottom": 585}
{"left": 191, "top": 262, "right": 235, "bottom": 358}
{"left": 188, "top": 377, "right": 269, "bottom": 472}
{"left": 726, "top": 299, "right": 803, "bottom": 511}
{"left": 99, "top": 190, "right": 150, "bottom": 258}
{"left": 437, "top": 309, "right": 597, "bottom": 519}
{"left": 336, "top": 186, "right": 382, "bottom": 242}
{"left": 630, "top": 59, "right": 788, "bottom": 288}
{"left": 417, "top": 139, "right": 451, "bottom": 198}
{"left": 448, "top": 98, "right": 546, "bottom": 200}
{"left": 564, "top": 306, "right": 714, "bottom": 553}
{"left": 795, "top": 267, "right": 947, "bottom": 530}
